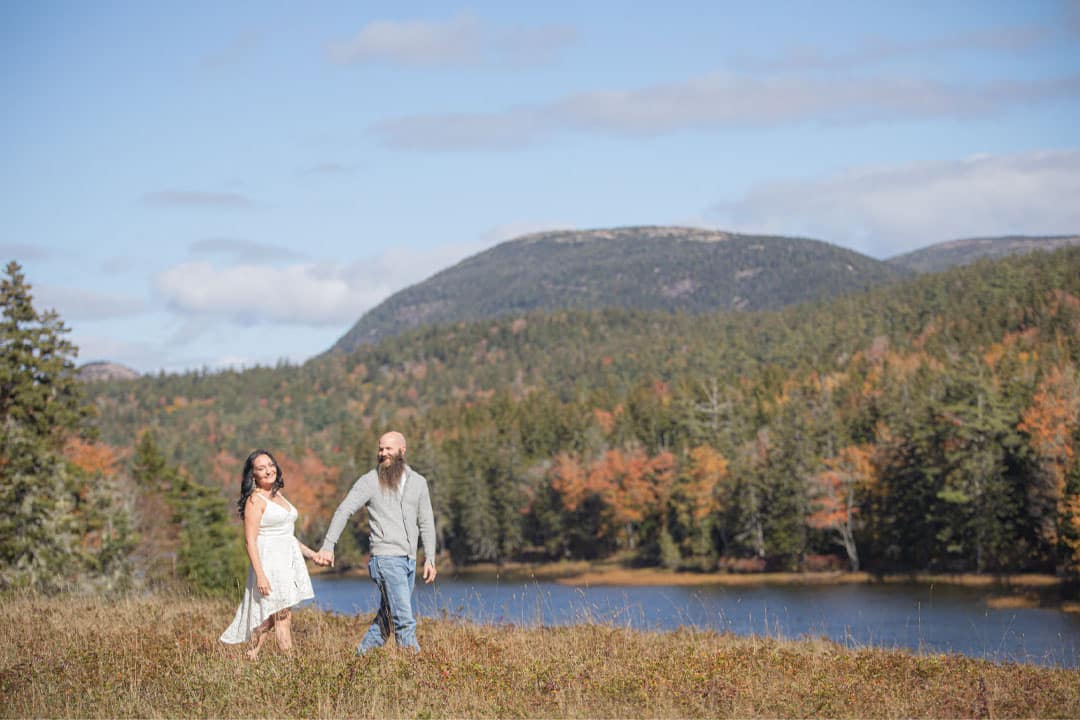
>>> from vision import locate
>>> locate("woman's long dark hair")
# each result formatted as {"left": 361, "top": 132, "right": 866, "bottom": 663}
{"left": 238, "top": 449, "right": 284, "bottom": 517}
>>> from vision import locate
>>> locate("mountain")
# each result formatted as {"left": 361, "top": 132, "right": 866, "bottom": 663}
{"left": 77, "top": 361, "right": 140, "bottom": 383}
{"left": 84, "top": 247, "right": 1080, "bottom": 573}
{"left": 888, "top": 235, "right": 1080, "bottom": 274}
{"left": 331, "top": 226, "right": 909, "bottom": 353}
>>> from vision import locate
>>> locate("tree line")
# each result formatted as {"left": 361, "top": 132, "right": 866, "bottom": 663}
{"left": 4, "top": 248, "right": 1080, "bottom": 593}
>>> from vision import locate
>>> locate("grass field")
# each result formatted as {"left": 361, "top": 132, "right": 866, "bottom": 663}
{"left": 2, "top": 593, "right": 1078, "bottom": 718}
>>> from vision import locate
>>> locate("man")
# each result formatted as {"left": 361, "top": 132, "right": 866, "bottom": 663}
{"left": 313, "top": 431, "right": 437, "bottom": 654}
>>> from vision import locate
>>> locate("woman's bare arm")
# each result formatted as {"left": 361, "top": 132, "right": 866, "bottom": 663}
{"left": 244, "top": 496, "right": 270, "bottom": 595}
{"left": 296, "top": 541, "right": 316, "bottom": 560}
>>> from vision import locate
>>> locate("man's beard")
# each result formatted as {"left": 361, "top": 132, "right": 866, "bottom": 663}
{"left": 378, "top": 453, "right": 406, "bottom": 493}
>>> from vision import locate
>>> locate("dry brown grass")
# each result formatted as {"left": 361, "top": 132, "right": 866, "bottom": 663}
{"left": 2, "top": 593, "right": 1077, "bottom": 719}
{"left": 985, "top": 594, "right": 1041, "bottom": 609}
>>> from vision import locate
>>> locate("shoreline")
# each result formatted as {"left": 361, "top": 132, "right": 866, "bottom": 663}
{"left": 453, "top": 562, "right": 1065, "bottom": 589}
{"left": 315, "top": 559, "right": 1070, "bottom": 596}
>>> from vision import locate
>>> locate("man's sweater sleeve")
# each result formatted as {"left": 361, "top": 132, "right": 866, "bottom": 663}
{"left": 320, "top": 477, "right": 370, "bottom": 552}
{"left": 419, "top": 481, "right": 437, "bottom": 565}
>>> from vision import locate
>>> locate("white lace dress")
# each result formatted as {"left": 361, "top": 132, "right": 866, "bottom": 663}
{"left": 220, "top": 494, "right": 315, "bottom": 644}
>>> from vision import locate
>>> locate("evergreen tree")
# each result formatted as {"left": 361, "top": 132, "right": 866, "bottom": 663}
{"left": 1, "top": 262, "right": 90, "bottom": 590}
{"left": 935, "top": 358, "right": 1025, "bottom": 571}
{"left": 130, "top": 431, "right": 181, "bottom": 586}
{"left": 169, "top": 474, "right": 247, "bottom": 596}
{"left": 132, "top": 430, "right": 168, "bottom": 488}
{"left": 132, "top": 430, "right": 245, "bottom": 594}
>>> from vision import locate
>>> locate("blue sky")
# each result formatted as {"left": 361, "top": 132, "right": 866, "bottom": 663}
{"left": 3, "top": 1, "right": 1079, "bottom": 374}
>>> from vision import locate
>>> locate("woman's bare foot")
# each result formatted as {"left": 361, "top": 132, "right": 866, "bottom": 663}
{"left": 246, "top": 620, "right": 272, "bottom": 660}
{"left": 273, "top": 608, "right": 294, "bottom": 656}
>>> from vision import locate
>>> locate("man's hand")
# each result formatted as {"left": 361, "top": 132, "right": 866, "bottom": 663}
{"left": 422, "top": 561, "right": 437, "bottom": 584}
{"left": 313, "top": 549, "right": 334, "bottom": 567}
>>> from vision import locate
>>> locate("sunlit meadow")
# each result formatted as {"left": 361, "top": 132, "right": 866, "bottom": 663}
{"left": 2, "top": 593, "right": 1078, "bottom": 718}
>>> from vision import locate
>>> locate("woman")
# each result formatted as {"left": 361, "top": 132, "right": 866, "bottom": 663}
{"left": 220, "top": 449, "right": 316, "bottom": 659}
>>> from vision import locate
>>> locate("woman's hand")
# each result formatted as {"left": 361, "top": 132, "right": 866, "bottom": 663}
{"left": 256, "top": 574, "right": 272, "bottom": 596}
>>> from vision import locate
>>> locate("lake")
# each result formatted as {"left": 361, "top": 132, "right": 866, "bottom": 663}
{"left": 311, "top": 575, "right": 1080, "bottom": 668}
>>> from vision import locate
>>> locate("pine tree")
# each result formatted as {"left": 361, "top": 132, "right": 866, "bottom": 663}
{"left": 1, "top": 262, "right": 86, "bottom": 590}
{"left": 132, "top": 431, "right": 245, "bottom": 594}
{"left": 169, "top": 473, "right": 246, "bottom": 596}
{"left": 1, "top": 262, "right": 138, "bottom": 592}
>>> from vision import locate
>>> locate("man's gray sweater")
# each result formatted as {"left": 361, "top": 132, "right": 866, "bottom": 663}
{"left": 319, "top": 466, "right": 437, "bottom": 563}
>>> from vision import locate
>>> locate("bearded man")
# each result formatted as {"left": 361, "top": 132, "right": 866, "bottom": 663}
{"left": 313, "top": 431, "right": 437, "bottom": 653}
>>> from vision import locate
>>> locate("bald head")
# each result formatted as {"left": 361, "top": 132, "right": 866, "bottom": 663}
{"left": 380, "top": 431, "right": 406, "bottom": 451}
{"left": 377, "top": 431, "right": 406, "bottom": 465}
{"left": 377, "top": 431, "right": 407, "bottom": 491}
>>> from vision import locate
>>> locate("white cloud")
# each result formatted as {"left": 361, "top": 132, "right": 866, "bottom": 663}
{"left": 156, "top": 261, "right": 378, "bottom": 326}
{"left": 35, "top": 285, "right": 147, "bottom": 321}
{"left": 1, "top": 243, "right": 50, "bottom": 261}
{"left": 327, "top": 13, "right": 575, "bottom": 67}
{"left": 70, "top": 333, "right": 156, "bottom": 369}
{"left": 706, "top": 148, "right": 1080, "bottom": 257}
{"left": 155, "top": 250, "right": 482, "bottom": 328}
{"left": 730, "top": 25, "right": 1055, "bottom": 73}
{"left": 372, "top": 71, "right": 1080, "bottom": 151}
{"left": 154, "top": 225, "right": 563, "bottom": 330}
{"left": 199, "top": 30, "right": 263, "bottom": 70}
{"left": 141, "top": 190, "right": 254, "bottom": 209}
{"left": 189, "top": 238, "right": 304, "bottom": 263}
{"left": 495, "top": 22, "right": 577, "bottom": 67}
{"left": 1066, "top": 3, "right": 1080, "bottom": 35}
{"left": 328, "top": 14, "right": 483, "bottom": 66}
{"left": 100, "top": 256, "right": 139, "bottom": 274}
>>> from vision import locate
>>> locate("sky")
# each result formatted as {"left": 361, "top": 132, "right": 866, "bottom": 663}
{"left": 3, "top": 1, "right": 1079, "bottom": 375}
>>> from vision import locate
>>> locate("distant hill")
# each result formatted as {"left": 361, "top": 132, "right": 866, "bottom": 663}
{"left": 331, "top": 226, "right": 909, "bottom": 353}
{"left": 77, "top": 361, "right": 140, "bottom": 383}
{"left": 888, "top": 235, "right": 1080, "bottom": 274}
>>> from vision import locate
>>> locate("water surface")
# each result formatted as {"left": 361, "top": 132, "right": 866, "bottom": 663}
{"left": 311, "top": 574, "right": 1080, "bottom": 668}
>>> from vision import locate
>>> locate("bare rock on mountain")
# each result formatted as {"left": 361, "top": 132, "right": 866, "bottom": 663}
{"left": 78, "top": 361, "right": 140, "bottom": 383}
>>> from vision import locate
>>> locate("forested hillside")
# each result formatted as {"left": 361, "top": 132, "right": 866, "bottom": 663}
{"left": 85, "top": 247, "right": 1080, "bottom": 580}
{"left": 888, "top": 235, "right": 1080, "bottom": 274}
{"left": 331, "top": 226, "right": 909, "bottom": 351}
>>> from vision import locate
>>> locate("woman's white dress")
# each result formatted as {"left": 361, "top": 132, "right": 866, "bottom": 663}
{"left": 220, "top": 493, "right": 315, "bottom": 644}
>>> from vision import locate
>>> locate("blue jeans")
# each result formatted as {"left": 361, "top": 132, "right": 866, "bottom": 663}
{"left": 359, "top": 555, "right": 419, "bottom": 654}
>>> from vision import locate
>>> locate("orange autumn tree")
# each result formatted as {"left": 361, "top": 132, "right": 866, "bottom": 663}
{"left": 548, "top": 450, "right": 614, "bottom": 557}
{"left": 209, "top": 449, "right": 241, "bottom": 491}
{"left": 549, "top": 451, "right": 591, "bottom": 513}
{"left": 683, "top": 445, "right": 728, "bottom": 522}
{"left": 549, "top": 448, "right": 676, "bottom": 552}
{"left": 589, "top": 447, "right": 675, "bottom": 551}
{"left": 278, "top": 449, "right": 339, "bottom": 538}
{"left": 64, "top": 437, "right": 119, "bottom": 478}
{"left": 1019, "top": 363, "right": 1080, "bottom": 564}
{"left": 62, "top": 437, "right": 135, "bottom": 588}
{"left": 669, "top": 444, "right": 729, "bottom": 558}
{"left": 807, "top": 444, "right": 875, "bottom": 572}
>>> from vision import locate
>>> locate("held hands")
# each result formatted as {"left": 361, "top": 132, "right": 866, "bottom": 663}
{"left": 312, "top": 549, "right": 334, "bottom": 567}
